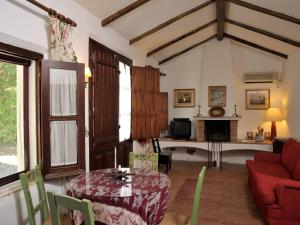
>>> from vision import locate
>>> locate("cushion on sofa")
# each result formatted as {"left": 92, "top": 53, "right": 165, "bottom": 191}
{"left": 293, "top": 158, "right": 300, "bottom": 181}
{"left": 254, "top": 173, "right": 284, "bottom": 205}
{"left": 247, "top": 160, "right": 291, "bottom": 179}
{"left": 281, "top": 140, "right": 300, "bottom": 176}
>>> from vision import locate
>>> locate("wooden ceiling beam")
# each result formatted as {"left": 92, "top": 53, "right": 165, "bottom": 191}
{"left": 159, "top": 35, "right": 216, "bottom": 65}
{"left": 224, "top": 33, "right": 288, "bottom": 59}
{"left": 216, "top": 0, "right": 225, "bottom": 40}
{"left": 227, "top": 0, "right": 300, "bottom": 25}
{"left": 226, "top": 19, "right": 300, "bottom": 47}
{"left": 101, "top": 0, "right": 151, "bottom": 26}
{"left": 147, "top": 20, "right": 216, "bottom": 57}
{"left": 130, "top": 0, "right": 215, "bottom": 45}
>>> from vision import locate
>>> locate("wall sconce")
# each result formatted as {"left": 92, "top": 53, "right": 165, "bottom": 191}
{"left": 85, "top": 67, "right": 92, "bottom": 83}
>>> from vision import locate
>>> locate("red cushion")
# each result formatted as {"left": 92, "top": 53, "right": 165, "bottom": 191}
{"left": 293, "top": 158, "right": 300, "bottom": 181}
{"left": 255, "top": 173, "right": 283, "bottom": 205}
{"left": 281, "top": 140, "right": 300, "bottom": 176}
{"left": 247, "top": 160, "right": 291, "bottom": 179}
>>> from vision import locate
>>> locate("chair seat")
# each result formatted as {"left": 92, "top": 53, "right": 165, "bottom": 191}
{"left": 43, "top": 214, "right": 73, "bottom": 225}
{"left": 159, "top": 213, "right": 190, "bottom": 225}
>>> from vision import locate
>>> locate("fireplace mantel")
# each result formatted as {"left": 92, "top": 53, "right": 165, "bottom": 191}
{"left": 194, "top": 116, "right": 242, "bottom": 121}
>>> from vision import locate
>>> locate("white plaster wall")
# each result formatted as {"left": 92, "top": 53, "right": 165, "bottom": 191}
{"left": 0, "top": 1, "right": 158, "bottom": 225}
{"left": 160, "top": 38, "right": 285, "bottom": 140}
{"left": 282, "top": 50, "right": 300, "bottom": 140}
{"left": 160, "top": 46, "right": 204, "bottom": 138}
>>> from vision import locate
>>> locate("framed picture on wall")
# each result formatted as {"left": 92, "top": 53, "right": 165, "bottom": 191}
{"left": 246, "top": 89, "right": 270, "bottom": 110}
{"left": 208, "top": 86, "right": 226, "bottom": 107}
{"left": 174, "top": 89, "right": 195, "bottom": 108}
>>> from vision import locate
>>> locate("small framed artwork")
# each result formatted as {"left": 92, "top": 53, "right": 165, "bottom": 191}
{"left": 208, "top": 86, "right": 226, "bottom": 107}
{"left": 246, "top": 89, "right": 270, "bottom": 110}
{"left": 174, "top": 89, "right": 195, "bottom": 108}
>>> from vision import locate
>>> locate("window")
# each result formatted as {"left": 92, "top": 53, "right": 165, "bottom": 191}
{"left": 0, "top": 54, "right": 29, "bottom": 186}
{"left": 40, "top": 60, "right": 85, "bottom": 179}
{"left": 119, "top": 61, "right": 131, "bottom": 142}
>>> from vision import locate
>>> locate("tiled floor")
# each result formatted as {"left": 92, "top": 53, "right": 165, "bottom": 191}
{"left": 160, "top": 160, "right": 264, "bottom": 225}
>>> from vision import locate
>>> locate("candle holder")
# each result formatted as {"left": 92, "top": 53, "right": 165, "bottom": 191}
{"left": 196, "top": 105, "right": 203, "bottom": 117}
{"left": 232, "top": 105, "right": 240, "bottom": 117}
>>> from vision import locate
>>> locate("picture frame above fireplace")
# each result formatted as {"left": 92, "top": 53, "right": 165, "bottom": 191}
{"left": 246, "top": 89, "right": 270, "bottom": 110}
{"left": 208, "top": 86, "right": 226, "bottom": 107}
{"left": 174, "top": 89, "right": 195, "bottom": 108}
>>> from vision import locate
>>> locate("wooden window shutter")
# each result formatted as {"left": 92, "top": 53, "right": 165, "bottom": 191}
{"left": 131, "top": 66, "right": 160, "bottom": 139}
{"left": 159, "top": 92, "right": 168, "bottom": 131}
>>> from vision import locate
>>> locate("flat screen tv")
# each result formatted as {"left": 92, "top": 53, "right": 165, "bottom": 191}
{"left": 169, "top": 118, "right": 191, "bottom": 140}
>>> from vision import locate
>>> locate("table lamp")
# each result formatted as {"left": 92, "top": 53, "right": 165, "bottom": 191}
{"left": 265, "top": 108, "right": 283, "bottom": 140}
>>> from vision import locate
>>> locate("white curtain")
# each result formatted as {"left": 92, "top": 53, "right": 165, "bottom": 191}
{"left": 119, "top": 62, "right": 131, "bottom": 142}
{"left": 50, "top": 69, "right": 77, "bottom": 116}
{"left": 50, "top": 121, "right": 77, "bottom": 166}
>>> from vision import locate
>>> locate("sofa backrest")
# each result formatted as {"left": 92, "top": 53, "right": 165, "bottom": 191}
{"left": 281, "top": 139, "right": 300, "bottom": 178}
{"left": 294, "top": 159, "right": 300, "bottom": 180}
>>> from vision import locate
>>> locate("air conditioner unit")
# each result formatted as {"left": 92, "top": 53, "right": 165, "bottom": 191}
{"left": 243, "top": 72, "right": 279, "bottom": 83}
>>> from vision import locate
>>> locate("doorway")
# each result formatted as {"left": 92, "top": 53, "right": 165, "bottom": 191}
{"left": 88, "top": 39, "right": 132, "bottom": 170}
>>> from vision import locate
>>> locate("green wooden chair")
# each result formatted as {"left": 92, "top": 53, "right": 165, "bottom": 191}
{"left": 47, "top": 192, "right": 95, "bottom": 225}
{"left": 19, "top": 165, "right": 50, "bottom": 225}
{"left": 129, "top": 152, "right": 158, "bottom": 171}
{"left": 160, "top": 166, "right": 207, "bottom": 225}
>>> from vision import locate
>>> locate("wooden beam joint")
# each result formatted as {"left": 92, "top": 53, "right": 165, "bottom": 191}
{"left": 216, "top": 0, "right": 225, "bottom": 41}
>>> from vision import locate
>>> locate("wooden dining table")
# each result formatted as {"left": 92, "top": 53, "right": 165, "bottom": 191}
{"left": 66, "top": 168, "right": 171, "bottom": 225}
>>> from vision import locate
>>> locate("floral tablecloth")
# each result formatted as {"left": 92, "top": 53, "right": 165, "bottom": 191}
{"left": 66, "top": 168, "right": 171, "bottom": 225}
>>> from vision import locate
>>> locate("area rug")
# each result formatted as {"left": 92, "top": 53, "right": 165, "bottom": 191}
{"left": 167, "top": 170, "right": 264, "bottom": 225}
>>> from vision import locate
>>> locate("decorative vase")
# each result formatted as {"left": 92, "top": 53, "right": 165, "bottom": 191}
{"left": 256, "top": 134, "right": 264, "bottom": 142}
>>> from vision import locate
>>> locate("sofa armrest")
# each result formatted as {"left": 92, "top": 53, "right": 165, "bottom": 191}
{"left": 274, "top": 179, "right": 300, "bottom": 221}
{"left": 254, "top": 153, "right": 281, "bottom": 163}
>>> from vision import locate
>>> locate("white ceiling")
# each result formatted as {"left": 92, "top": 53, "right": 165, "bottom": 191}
{"left": 74, "top": 0, "right": 300, "bottom": 62}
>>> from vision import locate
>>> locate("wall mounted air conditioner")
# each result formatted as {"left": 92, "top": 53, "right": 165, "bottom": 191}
{"left": 243, "top": 72, "right": 280, "bottom": 83}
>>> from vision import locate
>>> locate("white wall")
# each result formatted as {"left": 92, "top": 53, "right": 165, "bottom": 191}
{"left": 0, "top": 1, "right": 157, "bottom": 224}
{"left": 160, "top": 38, "right": 285, "bottom": 140}
{"left": 282, "top": 50, "right": 300, "bottom": 140}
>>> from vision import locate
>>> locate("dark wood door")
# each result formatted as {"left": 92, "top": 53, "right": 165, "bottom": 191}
{"left": 89, "top": 39, "right": 119, "bottom": 170}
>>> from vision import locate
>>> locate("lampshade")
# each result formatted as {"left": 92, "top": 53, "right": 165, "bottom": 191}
{"left": 265, "top": 108, "right": 283, "bottom": 122}
{"left": 84, "top": 67, "right": 92, "bottom": 83}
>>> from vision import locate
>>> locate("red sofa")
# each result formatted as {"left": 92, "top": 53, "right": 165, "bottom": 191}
{"left": 246, "top": 139, "right": 300, "bottom": 225}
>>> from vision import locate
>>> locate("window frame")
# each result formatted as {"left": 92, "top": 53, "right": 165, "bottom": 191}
{"left": 0, "top": 53, "right": 30, "bottom": 186}
{"left": 40, "top": 60, "right": 85, "bottom": 179}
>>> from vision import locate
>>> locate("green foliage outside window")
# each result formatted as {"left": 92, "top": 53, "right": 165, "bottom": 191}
{"left": 0, "top": 62, "right": 17, "bottom": 145}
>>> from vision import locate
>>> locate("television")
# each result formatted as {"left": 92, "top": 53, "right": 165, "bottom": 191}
{"left": 169, "top": 118, "right": 191, "bottom": 140}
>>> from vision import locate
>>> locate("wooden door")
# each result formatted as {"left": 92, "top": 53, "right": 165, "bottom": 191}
{"left": 89, "top": 39, "right": 119, "bottom": 170}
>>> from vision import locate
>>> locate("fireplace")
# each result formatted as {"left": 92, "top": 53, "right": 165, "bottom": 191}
{"left": 205, "top": 120, "right": 230, "bottom": 142}
{"left": 197, "top": 119, "right": 238, "bottom": 142}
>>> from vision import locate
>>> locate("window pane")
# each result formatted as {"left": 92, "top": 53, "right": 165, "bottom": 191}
{"left": 119, "top": 62, "right": 131, "bottom": 142}
{"left": 50, "top": 121, "right": 77, "bottom": 166}
{"left": 0, "top": 62, "right": 24, "bottom": 179}
{"left": 50, "top": 69, "right": 77, "bottom": 116}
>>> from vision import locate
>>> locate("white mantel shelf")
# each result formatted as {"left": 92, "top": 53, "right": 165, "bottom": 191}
{"left": 193, "top": 116, "right": 242, "bottom": 120}
{"left": 159, "top": 138, "right": 272, "bottom": 152}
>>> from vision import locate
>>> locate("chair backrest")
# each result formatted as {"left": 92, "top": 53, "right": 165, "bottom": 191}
{"left": 47, "top": 192, "right": 95, "bottom": 225}
{"left": 19, "top": 165, "right": 49, "bottom": 225}
{"left": 129, "top": 152, "right": 158, "bottom": 171}
{"left": 190, "top": 166, "right": 207, "bottom": 225}
{"left": 151, "top": 138, "right": 162, "bottom": 154}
